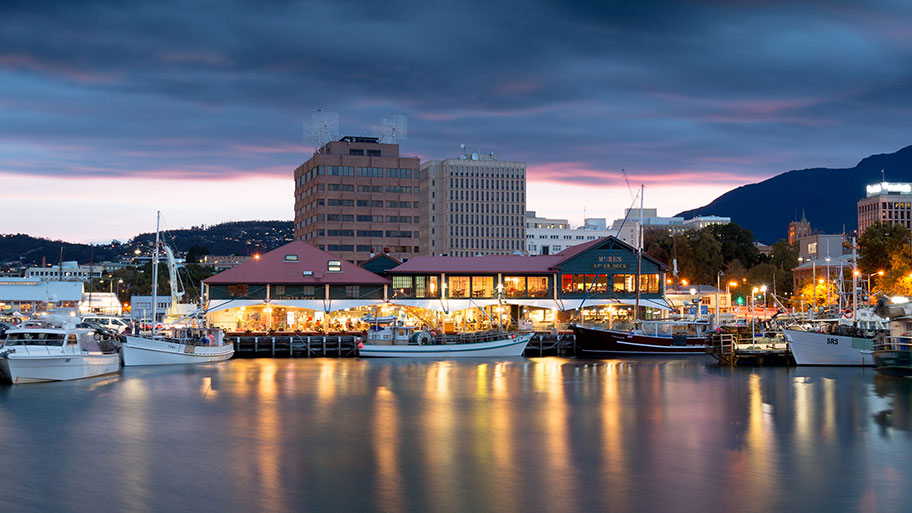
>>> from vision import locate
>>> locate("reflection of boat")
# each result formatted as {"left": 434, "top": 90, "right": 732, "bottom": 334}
{"left": 358, "top": 321, "right": 530, "bottom": 358}
{"left": 573, "top": 320, "right": 711, "bottom": 356}
{"left": 122, "top": 211, "right": 234, "bottom": 366}
{"left": 0, "top": 320, "right": 121, "bottom": 384}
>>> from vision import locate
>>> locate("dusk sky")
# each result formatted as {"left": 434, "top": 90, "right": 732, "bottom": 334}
{"left": 2, "top": 0, "right": 911, "bottom": 243}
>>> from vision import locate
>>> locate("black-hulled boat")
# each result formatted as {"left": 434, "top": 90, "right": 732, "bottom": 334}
{"left": 873, "top": 337, "right": 912, "bottom": 377}
{"left": 573, "top": 321, "right": 712, "bottom": 357}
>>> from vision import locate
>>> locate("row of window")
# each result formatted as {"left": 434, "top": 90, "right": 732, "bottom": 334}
{"left": 322, "top": 230, "right": 419, "bottom": 238}
{"left": 449, "top": 177, "right": 523, "bottom": 191}
{"left": 295, "top": 166, "right": 418, "bottom": 187}
{"left": 449, "top": 213, "right": 522, "bottom": 227}
{"left": 446, "top": 165, "right": 524, "bottom": 178}
{"left": 560, "top": 274, "right": 661, "bottom": 294}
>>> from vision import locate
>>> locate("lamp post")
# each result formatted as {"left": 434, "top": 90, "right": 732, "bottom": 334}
{"left": 868, "top": 270, "right": 884, "bottom": 304}
{"left": 727, "top": 280, "right": 738, "bottom": 316}
{"left": 811, "top": 259, "right": 816, "bottom": 318}
{"left": 825, "top": 256, "right": 831, "bottom": 307}
{"left": 715, "top": 271, "right": 723, "bottom": 328}
{"left": 751, "top": 287, "right": 758, "bottom": 341}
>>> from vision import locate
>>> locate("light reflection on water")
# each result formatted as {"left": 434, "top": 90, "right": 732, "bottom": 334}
{"left": 0, "top": 358, "right": 910, "bottom": 513}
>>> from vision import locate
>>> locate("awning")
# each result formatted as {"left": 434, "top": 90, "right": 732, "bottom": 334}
{"left": 616, "top": 298, "right": 674, "bottom": 311}
{"left": 205, "top": 299, "right": 269, "bottom": 313}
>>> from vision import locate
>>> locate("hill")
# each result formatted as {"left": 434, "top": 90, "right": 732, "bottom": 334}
{"left": 677, "top": 145, "right": 912, "bottom": 244}
{"left": 0, "top": 220, "right": 293, "bottom": 268}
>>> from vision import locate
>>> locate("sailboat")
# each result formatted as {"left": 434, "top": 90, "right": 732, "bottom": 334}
{"left": 572, "top": 185, "right": 712, "bottom": 356}
{"left": 122, "top": 212, "right": 234, "bottom": 366}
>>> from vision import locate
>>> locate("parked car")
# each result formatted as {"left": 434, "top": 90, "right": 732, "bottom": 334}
{"left": 81, "top": 315, "right": 130, "bottom": 334}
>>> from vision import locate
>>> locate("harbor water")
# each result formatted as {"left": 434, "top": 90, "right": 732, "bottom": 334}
{"left": 1, "top": 358, "right": 910, "bottom": 513}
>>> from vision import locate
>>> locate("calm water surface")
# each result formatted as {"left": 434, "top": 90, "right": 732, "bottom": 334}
{"left": 0, "top": 357, "right": 910, "bottom": 513}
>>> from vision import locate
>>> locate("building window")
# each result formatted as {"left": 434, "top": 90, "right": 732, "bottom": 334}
{"left": 328, "top": 260, "right": 342, "bottom": 272}
{"left": 349, "top": 149, "right": 364, "bottom": 156}
{"left": 447, "top": 276, "right": 469, "bottom": 298}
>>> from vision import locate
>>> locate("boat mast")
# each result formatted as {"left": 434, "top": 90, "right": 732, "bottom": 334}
{"left": 151, "top": 211, "right": 160, "bottom": 330}
{"left": 852, "top": 237, "right": 857, "bottom": 327}
{"left": 635, "top": 184, "right": 644, "bottom": 327}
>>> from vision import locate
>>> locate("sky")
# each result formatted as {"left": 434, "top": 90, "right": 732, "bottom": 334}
{"left": 2, "top": 0, "right": 911, "bottom": 243}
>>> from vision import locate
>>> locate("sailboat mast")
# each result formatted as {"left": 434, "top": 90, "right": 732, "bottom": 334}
{"left": 151, "top": 211, "right": 160, "bottom": 329}
{"left": 635, "top": 184, "right": 644, "bottom": 326}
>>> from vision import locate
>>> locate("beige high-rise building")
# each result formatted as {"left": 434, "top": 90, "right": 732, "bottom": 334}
{"left": 420, "top": 152, "right": 526, "bottom": 256}
{"left": 858, "top": 182, "right": 912, "bottom": 237}
{"left": 293, "top": 136, "right": 420, "bottom": 264}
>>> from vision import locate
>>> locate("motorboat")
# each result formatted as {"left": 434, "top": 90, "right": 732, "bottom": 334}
{"left": 357, "top": 319, "right": 530, "bottom": 358}
{"left": 871, "top": 299, "right": 912, "bottom": 377}
{"left": 0, "top": 319, "right": 121, "bottom": 384}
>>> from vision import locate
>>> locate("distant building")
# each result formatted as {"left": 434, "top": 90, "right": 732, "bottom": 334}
{"left": 525, "top": 212, "right": 622, "bottom": 255}
{"left": 420, "top": 151, "right": 526, "bottom": 257}
{"left": 293, "top": 136, "right": 421, "bottom": 264}
{"left": 26, "top": 261, "right": 103, "bottom": 281}
{"left": 858, "top": 181, "right": 912, "bottom": 236}
{"left": 129, "top": 295, "right": 173, "bottom": 323}
{"left": 797, "top": 234, "right": 846, "bottom": 261}
{"left": 198, "top": 255, "right": 253, "bottom": 271}
{"left": 0, "top": 278, "right": 83, "bottom": 315}
{"left": 684, "top": 216, "right": 731, "bottom": 230}
{"left": 788, "top": 211, "right": 812, "bottom": 245}
{"left": 610, "top": 208, "right": 685, "bottom": 233}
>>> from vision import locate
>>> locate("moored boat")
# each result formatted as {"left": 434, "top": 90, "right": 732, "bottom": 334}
{"left": 123, "top": 326, "right": 234, "bottom": 366}
{"left": 783, "top": 327, "right": 876, "bottom": 366}
{"left": 871, "top": 299, "right": 912, "bottom": 377}
{"left": 0, "top": 320, "right": 121, "bottom": 384}
{"left": 358, "top": 321, "right": 530, "bottom": 358}
{"left": 573, "top": 320, "right": 711, "bottom": 357}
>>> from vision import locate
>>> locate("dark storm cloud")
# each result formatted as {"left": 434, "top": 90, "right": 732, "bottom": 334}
{"left": 1, "top": 0, "right": 911, "bottom": 186}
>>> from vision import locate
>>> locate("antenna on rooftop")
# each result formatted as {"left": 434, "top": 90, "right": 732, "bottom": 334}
{"left": 371, "top": 115, "right": 408, "bottom": 144}
{"left": 308, "top": 109, "right": 340, "bottom": 154}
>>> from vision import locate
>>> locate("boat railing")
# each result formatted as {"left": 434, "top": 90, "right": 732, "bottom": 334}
{"left": 875, "top": 336, "right": 912, "bottom": 352}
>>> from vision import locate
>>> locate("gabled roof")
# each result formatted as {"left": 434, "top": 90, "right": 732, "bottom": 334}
{"left": 551, "top": 236, "right": 668, "bottom": 271}
{"left": 203, "top": 241, "right": 389, "bottom": 285}
{"left": 361, "top": 253, "right": 402, "bottom": 274}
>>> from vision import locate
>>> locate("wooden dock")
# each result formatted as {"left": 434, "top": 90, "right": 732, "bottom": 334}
{"left": 226, "top": 332, "right": 577, "bottom": 358}
{"left": 706, "top": 332, "right": 792, "bottom": 366}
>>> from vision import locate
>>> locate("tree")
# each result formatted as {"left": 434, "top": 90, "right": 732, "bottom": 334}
{"left": 708, "top": 223, "right": 760, "bottom": 270}
{"left": 858, "top": 221, "right": 909, "bottom": 275}
{"left": 185, "top": 244, "right": 209, "bottom": 264}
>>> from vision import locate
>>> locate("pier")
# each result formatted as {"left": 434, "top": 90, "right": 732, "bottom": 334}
{"left": 706, "top": 332, "right": 792, "bottom": 366}
{"left": 226, "top": 331, "right": 577, "bottom": 358}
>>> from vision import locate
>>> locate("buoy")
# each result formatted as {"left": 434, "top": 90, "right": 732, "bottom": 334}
{"left": 844, "top": 309, "right": 854, "bottom": 319}
{"left": 358, "top": 342, "right": 364, "bottom": 349}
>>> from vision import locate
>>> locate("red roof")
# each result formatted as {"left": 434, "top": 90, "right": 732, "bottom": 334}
{"left": 203, "top": 241, "right": 390, "bottom": 285}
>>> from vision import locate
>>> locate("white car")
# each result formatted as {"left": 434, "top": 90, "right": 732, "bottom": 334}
{"left": 81, "top": 316, "right": 130, "bottom": 335}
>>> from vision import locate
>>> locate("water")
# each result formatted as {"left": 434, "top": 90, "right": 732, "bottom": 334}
{"left": 1, "top": 358, "right": 910, "bottom": 513}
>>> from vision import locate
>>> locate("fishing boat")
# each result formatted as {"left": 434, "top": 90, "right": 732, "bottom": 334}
{"left": 0, "top": 319, "right": 121, "bottom": 384}
{"left": 782, "top": 319, "right": 881, "bottom": 366}
{"left": 121, "top": 211, "right": 234, "bottom": 366}
{"left": 573, "top": 320, "right": 711, "bottom": 356}
{"left": 357, "top": 319, "right": 531, "bottom": 358}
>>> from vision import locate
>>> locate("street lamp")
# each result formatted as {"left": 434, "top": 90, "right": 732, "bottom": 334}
{"left": 868, "top": 270, "right": 884, "bottom": 303}
{"left": 715, "top": 271, "right": 723, "bottom": 327}
{"left": 760, "top": 284, "right": 768, "bottom": 308}
{"left": 751, "top": 287, "right": 759, "bottom": 341}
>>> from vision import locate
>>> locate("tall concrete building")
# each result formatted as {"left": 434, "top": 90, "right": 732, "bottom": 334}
{"left": 858, "top": 182, "right": 912, "bottom": 236}
{"left": 525, "top": 212, "right": 622, "bottom": 255}
{"left": 293, "top": 136, "right": 420, "bottom": 264}
{"left": 420, "top": 152, "right": 526, "bottom": 257}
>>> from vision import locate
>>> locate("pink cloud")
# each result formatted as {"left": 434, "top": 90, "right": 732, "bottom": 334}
{"left": 527, "top": 161, "right": 754, "bottom": 187}
{"left": 0, "top": 53, "right": 122, "bottom": 84}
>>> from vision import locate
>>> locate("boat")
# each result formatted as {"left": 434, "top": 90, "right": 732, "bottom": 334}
{"left": 781, "top": 306, "right": 886, "bottom": 366}
{"left": 357, "top": 319, "right": 531, "bottom": 358}
{"left": 0, "top": 318, "right": 121, "bottom": 384}
{"left": 123, "top": 326, "right": 234, "bottom": 366}
{"left": 121, "top": 211, "right": 234, "bottom": 366}
{"left": 573, "top": 320, "right": 712, "bottom": 356}
{"left": 871, "top": 299, "right": 912, "bottom": 377}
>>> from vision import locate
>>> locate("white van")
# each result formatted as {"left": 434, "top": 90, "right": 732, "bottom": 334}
{"left": 81, "top": 315, "right": 130, "bottom": 334}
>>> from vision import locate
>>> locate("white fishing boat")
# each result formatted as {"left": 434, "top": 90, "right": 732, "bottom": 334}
{"left": 0, "top": 319, "right": 121, "bottom": 384}
{"left": 123, "top": 326, "right": 234, "bottom": 365}
{"left": 783, "top": 286, "right": 886, "bottom": 366}
{"left": 358, "top": 321, "right": 531, "bottom": 358}
{"left": 122, "top": 211, "right": 234, "bottom": 366}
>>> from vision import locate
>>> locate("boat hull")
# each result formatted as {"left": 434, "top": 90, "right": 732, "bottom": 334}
{"left": 873, "top": 349, "right": 912, "bottom": 377}
{"left": 123, "top": 336, "right": 235, "bottom": 366}
{"left": 783, "top": 329, "right": 874, "bottom": 366}
{"left": 359, "top": 333, "right": 531, "bottom": 358}
{"left": 572, "top": 324, "right": 708, "bottom": 356}
{"left": 0, "top": 354, "right": 120, "bottom": 384}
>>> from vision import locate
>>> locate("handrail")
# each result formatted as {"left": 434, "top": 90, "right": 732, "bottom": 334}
{"left": 874, "top": 336, "right": 912, "bottom": 351}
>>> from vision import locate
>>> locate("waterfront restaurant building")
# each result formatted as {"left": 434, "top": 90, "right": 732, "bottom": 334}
{"left": 202, "top": 237, "right": 669, "bottom": 333}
